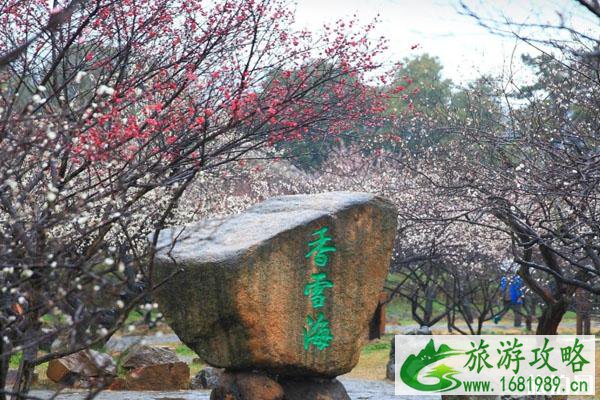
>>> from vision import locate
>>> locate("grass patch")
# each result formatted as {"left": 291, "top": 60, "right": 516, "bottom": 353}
{"left": 175, "top": 344, "right": 196, "bottom": 357}
{"left": 34, "top": 362, "right": 50, "bottom": 386}
{"left": 9, "top": 352, "right": 22, "bottom": 368}
{"left": 563, "top": 310, "right": 576, "bottom": 321}
{"left": 9, "top": 352, "right": 52, "bottom": 388}
{"left": 189, "top": 361, "right": 205, "bottom": 377}
{"left": 171, "top": 343, "right": 206, "bottom": 375}
{"left": 362, "top": 339, "right": 391, "bottom": 354}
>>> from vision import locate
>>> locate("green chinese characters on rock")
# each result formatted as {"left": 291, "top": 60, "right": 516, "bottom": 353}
{"left": 303, "top": 226, "right": 336, "bottom": 351}
{"left": 306, "top": 227, "right": 336, "bottom": 266}
{"left": 304, "top": 272, "right": 334, "bottom": 308}
{"left": 303, "top": 312, "right": 334, "bottom": 351}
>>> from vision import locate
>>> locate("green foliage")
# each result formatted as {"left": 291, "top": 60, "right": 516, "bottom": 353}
{"left": 384, "top": 54, "right": 454, "bottom": 152}
{"left": 383, "top": 54, "right": 507, "bottom": 155}
{"left": 274, "top": 132, "right": 345, "bottom": 171}
{"left": 9, "top": 352, "right": 22, "bottom": 369}
{"left": 394, "top": 53, "right": 452, "bottom": 112}
{"left": 9, "top": 353, "right": 23, "bottom": 369}
{"left": 516, "top": 54, "right": 566, "bottom": 99}
{"left": 450, "top": 75, "right": 503, "bottom": 132}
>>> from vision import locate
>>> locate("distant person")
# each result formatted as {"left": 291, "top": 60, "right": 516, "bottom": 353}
{"left": 493, "top": 274, "right": 524, "bottom": 326}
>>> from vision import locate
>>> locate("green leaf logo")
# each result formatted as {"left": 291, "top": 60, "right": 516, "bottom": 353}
{"left": 400, "top": 338, "right": 464, "bottom": 392}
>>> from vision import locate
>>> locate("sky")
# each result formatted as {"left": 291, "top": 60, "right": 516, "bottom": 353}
{"left": 293, "top": 0, "right": 598, "bottom": 85}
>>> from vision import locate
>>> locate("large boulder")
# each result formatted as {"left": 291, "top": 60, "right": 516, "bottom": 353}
{"left": 154, "top": 192, "right": 397, "bottom": 377}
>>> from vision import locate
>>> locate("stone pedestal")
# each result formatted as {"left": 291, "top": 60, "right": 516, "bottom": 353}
{"left": 280, "top": 377, "right": 350, "bottom": 400}
{"left": 209, "top": 371, "right": 350, "bottom": 400}
{"left": 209, "top": 371, "right": 283, "bottom": 400}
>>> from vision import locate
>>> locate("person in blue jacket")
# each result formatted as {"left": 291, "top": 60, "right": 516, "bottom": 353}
{"left": 493, "top": 274, "right": 524, "bottom": 325}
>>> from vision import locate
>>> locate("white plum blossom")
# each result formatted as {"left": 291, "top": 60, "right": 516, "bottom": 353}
{"left": 75, "top": 70, "right": 87, "bottom": 83}
{"left": 96, "top": 85, "right": 115, "bottom": 96}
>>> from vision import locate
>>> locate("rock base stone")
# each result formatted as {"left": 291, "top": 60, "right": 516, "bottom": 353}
{"left": 191, "top": 366, "right": 224, "bottom": 390}
{"left": 209, "top": 371, "right": 283, "bottom": 400}
{"left": 209, "top": 371, "right": 350, "bottom": 400}
{"left": 280, "top": 377, "right": 350, "bottom": 400}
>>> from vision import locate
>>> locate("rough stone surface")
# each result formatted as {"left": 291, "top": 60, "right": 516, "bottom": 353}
{"left": 190, "top": 367, "right": 224, "bottom": 390}
{"left": 117, "top": 362, "right": 190, "bottom": 390}
{"left": 121, "top": 345, "right": 180, "bottom": 369}
{"left": 154, "top": 192, "right": 397, "bottom": 377}
{"left": 209, "top": 371, "right": 283, "bottom": 400}
{"left": 280, "top": 377, "right": 350, "bottom": 400}
{"left": 46, "top": 350, "right": 116, "bottom": 385}
{"left": 107, "top": 377, "right": 128, "bottom": 391}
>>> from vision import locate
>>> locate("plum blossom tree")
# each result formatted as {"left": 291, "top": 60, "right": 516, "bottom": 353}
{"left": 0, "top": 0, "right": 397, "bottom": 396}
{"left": 398, "top": 1, "right": 600, "bottom": 335}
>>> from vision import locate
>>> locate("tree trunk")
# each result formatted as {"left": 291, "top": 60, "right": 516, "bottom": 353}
{"left": 522, "top": 297, "right": 535, "bottom": 331}
{"left": 536, "top": 298, "right": 569, "bottom": 335}
{"left": 575, "top": 288, "right": 592, "bottom": 335}
{"left": 513, "top": 304, "right": 522, "bottom": 327}
{"left": 584, "top": 316, "right": 591, "bottom": 335}
{"left": 12, "top": 358, "right": 36, "bottom": 400}
{"left": 11, "top": 314, "right": 41, "bottom": 399}
{"left": 576, "top": 313, "right": 591, "bottom": 335}
{"left": 0, "top": 337, "right": 10, "bottom": 400}
{"left": 461, "top": 298, "right": 474, "bottom": 324}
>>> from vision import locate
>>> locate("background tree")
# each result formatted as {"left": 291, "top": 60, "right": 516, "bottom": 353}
{"left": 394, "top": 49, "right": 600, "bottom": 334}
